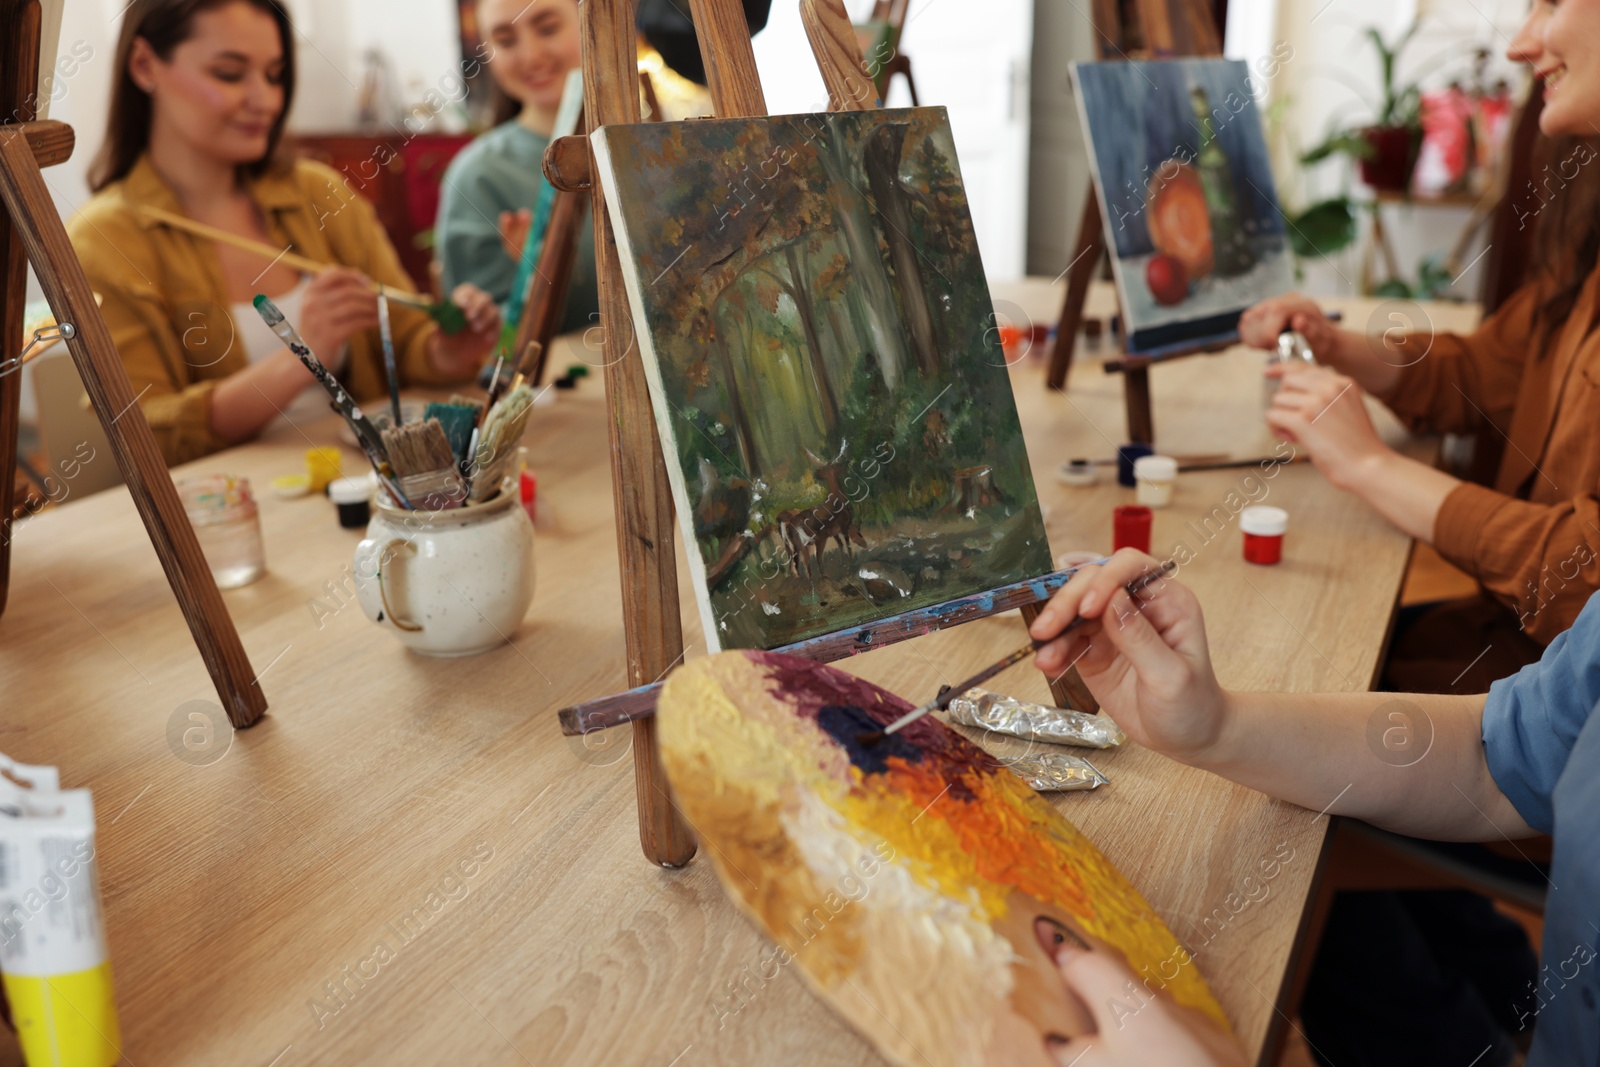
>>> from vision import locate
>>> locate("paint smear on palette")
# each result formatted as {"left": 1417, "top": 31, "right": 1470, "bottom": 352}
{"left": 657, "top": 651, "right": 1229, "bottom": 1067}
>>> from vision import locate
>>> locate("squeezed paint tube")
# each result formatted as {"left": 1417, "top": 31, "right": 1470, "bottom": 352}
{"left": 940, "top": 686, "right": 1126, "bottom": 748}
{"left": 997, "top": 751, "right": 1109, "bottom": 792}
{"left": 0, "top": 754, "right": 121, "bottom": 1066}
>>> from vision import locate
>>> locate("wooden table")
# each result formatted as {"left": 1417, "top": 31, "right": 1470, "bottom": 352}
{"left": 0, "top": 283, "right": 1480, "bottom": 1066}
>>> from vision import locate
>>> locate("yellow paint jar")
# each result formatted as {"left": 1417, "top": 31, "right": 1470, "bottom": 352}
{"left": 305, "top": 447, "right": 343, "bottom": 493}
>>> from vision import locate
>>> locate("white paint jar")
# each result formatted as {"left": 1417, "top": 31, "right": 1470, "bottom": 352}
{"left": 1133, "top": 455, "right": 1178, "bottom": 508}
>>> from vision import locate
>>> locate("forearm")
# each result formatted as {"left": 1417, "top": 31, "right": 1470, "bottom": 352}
{"left": 1193, "top": 690, "right": 1534, "bottom": 840}
{"left": 207, "top": 350, "right": 312, "bottom": 443}
{"left": 1332, "top": 449, "right": 1459, "bottom": 542}
{"left": 1317, "top": 329, "right": 1403, "bottom": 396}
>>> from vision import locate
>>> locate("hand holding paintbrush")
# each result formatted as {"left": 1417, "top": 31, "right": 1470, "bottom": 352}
{"left": 1026, "top": 551, "right": 1232, "bottom": 757}
{"left": 860, "top": 559, "right": 1177, "bottom": 743}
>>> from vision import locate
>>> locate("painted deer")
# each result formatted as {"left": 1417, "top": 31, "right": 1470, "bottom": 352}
{"left": 779, "top": 443, "right": 867, "bottom": 579}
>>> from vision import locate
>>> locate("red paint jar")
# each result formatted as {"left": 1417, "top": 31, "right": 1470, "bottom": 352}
{"left": 1240, "top": 506, "right": 1288, "bottom": 565}
{"left": 1112, "top": 505, "right": 1152, "bottom": 554}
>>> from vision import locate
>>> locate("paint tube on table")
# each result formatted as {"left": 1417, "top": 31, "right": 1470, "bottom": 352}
{"left": 939, "top": 686, "right": 1126, "bottom": 748}
{"left": 997, "top": 752, "right": 1110, "bottom": 792}
{"left": 0, "top": 753, "right": 121, "bottom": 1067}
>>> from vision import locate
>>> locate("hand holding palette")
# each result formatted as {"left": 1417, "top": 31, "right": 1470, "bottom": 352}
{"left": 657, "top": 651, "right": 1229, "bottom": 1066}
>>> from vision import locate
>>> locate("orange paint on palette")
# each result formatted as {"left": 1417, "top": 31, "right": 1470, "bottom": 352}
{"left": 658, "top": 650, "right": 1229, "bottom": 1067}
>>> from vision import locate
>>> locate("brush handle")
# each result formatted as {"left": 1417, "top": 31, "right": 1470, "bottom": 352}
{"left": 376, "top": 291, "right": 402, "bottom": 427}
{"left": 930, "top": 641, "right": 1044, "bottom": 714}
{"left": 882, "top": 560, "right": 1176, "bottom": 736}
{"left": 148, "top": 207, "right": 440, "bottom": 313}
{"left": 265, "top": 315, "right": 387, "bottom": 460}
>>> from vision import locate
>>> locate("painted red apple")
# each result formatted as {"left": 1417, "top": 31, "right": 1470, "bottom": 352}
{"left": 1146, "top": 253, "right": 1189, "bottom": 306}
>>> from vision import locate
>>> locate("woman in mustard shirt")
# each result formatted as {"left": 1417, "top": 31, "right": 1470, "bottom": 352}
{"left": 71, "top": 0, "right": 500, "bottom": 466}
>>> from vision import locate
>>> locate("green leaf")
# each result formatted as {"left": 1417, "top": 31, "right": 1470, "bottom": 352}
{"left": 1373, "top": 279, "right": 1413, "bottom": 298}
{"left": 1417, "top": 253, "right": 1454, "bottom": 299}
{"left": 1288, "top": 198, "right": 1358, "bottom": 258}
{"left": 1301, "top": 132, "right": 1375, "bottom": 165}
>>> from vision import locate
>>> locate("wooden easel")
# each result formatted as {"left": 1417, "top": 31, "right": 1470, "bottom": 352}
{"left": 1045, "top": 0, "right": 1230, "bottom": 445}
{"left": 560, "top": 0, "right": 1093, "bottom": 867}
{"left": 0, "top": 1, "right": 266, "bottom": 729}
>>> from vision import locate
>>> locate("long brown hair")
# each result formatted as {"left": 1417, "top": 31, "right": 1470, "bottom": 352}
{"left": 89, "top": 0, "right": 295, "bottom": 192}
{"left": 1532, "top": 133, "right": 1600, "bottom": 340}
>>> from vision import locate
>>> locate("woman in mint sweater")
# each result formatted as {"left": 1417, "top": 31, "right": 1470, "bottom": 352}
{"left": 436, "top": 0, "right": 599, "bottom": 335}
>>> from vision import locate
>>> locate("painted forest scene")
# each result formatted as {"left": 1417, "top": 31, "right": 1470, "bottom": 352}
{"left": 595, "top": 108, "right": 1054, "bottom": 650}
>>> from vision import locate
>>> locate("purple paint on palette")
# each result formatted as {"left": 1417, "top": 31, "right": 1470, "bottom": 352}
{"left": 746, "top": 650, "right": 1003, "bottom": 783}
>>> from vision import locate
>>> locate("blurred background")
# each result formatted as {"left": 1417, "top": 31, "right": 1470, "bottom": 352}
{"left": 19, "top": 0, "right": 1532, "bottom": 425}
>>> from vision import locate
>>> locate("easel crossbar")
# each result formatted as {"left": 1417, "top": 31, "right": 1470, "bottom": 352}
{"left": 559, "top": 564, "right": 1088, "bottom": 735}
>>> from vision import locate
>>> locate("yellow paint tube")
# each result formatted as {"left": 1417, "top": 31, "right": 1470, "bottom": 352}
{"left": 0, "top": 754, "right": 121, "bottom": 1067}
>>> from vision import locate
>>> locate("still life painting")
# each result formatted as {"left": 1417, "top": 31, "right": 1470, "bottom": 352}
{"left": 592, "top": 107, "right": 1054, "bottom": 652}
{"left": 1071, "top": 58, "right": 1295, "bottom": 354}
{"left": 657, "top": 651, "right": 1230, "bottom": 1067}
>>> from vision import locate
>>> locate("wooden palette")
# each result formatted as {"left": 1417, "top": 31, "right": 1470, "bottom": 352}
{"left": 657, "top": 650, "right": 1228, "bottom": 1067}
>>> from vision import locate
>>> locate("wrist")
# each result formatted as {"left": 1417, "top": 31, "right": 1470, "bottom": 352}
{"left": 1340, "top": 445, "right": 1402, "bottom": 493}
{"left": 1185, "top": 689, "right": 1251, "bottom": 772}
{"left": 1319, "top": 329, "right": 1359, "bottom": 374}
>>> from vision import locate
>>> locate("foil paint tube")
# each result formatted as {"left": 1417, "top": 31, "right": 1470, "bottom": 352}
{"left": 941, "top": 686, "right": 1127, "bottom": 748}
{"left": 0, "top": 754, "right": 121, "bottom": 1067}
{"left": 998, "top": 751, "right": 1110, "bottom": 792}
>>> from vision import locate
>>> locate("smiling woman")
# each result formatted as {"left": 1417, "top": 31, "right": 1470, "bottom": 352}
{"left": 1235, "top": 0, "right": 1600, "bottom": 691}
{"left": 65, "top": 0, "right": 502, "bottom": 466}
{"left": 433, "top": 0, "right": 599, "bottom": 330}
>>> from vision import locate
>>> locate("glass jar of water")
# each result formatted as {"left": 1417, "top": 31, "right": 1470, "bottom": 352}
{"left": 177, "top": 474, "right": 266, "bottom": 589}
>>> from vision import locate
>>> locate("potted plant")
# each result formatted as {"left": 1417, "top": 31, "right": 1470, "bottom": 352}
{"left": 1301, "top": 23, "right": 1424, "bottom": 193}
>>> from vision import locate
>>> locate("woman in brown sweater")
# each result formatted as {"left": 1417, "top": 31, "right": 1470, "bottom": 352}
{"left": 70, "top": 0, "right": 501, "bottom": 466}
{"left": 1240, "top": 31, "right": 1600, "bottom": 691}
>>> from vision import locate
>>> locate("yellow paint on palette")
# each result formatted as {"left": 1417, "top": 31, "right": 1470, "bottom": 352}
{"left": 3, "top": 962, "right": 122, "bottom": 1067}
{"left": 658, "top": 650, "right": 1229, "bottom": 1067}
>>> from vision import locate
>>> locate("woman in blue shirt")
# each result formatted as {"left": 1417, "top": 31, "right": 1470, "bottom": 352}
{"left": 435, "top": 0, "right": 599, "bottom": 334}
{"left": 1025, "top": 543, "right": 1595, "bottom": 1065}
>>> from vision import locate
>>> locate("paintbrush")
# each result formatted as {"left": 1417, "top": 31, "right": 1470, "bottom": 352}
{"left": 382, "top": 419, "right": 466, "bottom": 510}
{"left": 376, "top": 290, "right": 402, "bottom": 428}
{"left": 145, "top": 208, "right": 466, "bottom": 333}
{"left": 252, "top": 294, "right": 412, "bottom": 505}
{"left": 859, "top": 560, "right": 1177, "bottom": 744}
{"left": 424, "top": 401, "right": 479, "bottom": 471}
{"left": 1178, "top": 454, "right": 1309, "bottom": 473}
{"left": 469, "top": 384, "right": 536, "bottom": 502}
{"left": 506, "top": 340, "right": 543, "bottom": 396}
{"left": 1089, "top": 452, "right": 1228, "bottom": 467}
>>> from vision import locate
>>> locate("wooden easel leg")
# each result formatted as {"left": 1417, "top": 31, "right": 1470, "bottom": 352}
{"left": 0, "top": 127, "right": 267, "bottom": 729}
{"left": 0, "top": 0, "right": 40, "bottom": 619}
{"left": 1019, "top": 602, "right": 1100, "bottom": 713}
{"left": 1124, "top": 365, "right": 1153, "bottom": 444}
{"left": 1047, "top": 188, "right": 1105, "bottom": 391}
{"left": 583, "top": 0, "right": 696, "bottom": 868}
{"left": 0, "top": 205, "right": 22, "bottom": 618}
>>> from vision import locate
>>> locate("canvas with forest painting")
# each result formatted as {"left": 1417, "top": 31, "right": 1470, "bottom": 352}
{"left": 592, "top": 107, "right": 1053, "bottom": 651}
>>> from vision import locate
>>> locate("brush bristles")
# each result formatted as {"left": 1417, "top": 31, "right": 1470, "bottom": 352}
{"left": 469, "top": 385, "right": 536, "bottom": 502}
{"left": 382, "top": 419, "right": 460, "bottom": 480}
{"left": 424, "top": 402, "right": 479, "bottom": 467}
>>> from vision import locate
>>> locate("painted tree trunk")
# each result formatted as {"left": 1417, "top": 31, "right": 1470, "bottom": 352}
{"left": 782, "top": 243, "right": 840, "bottom": 433}
{"left": 815, "top": 136, "right": 907, "bottom": 391}
{"left": 863, "top": 123, "right": 939, "bottom": 378}
{"left": 713, "top": 306, "right": 762, "bottom": 476}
